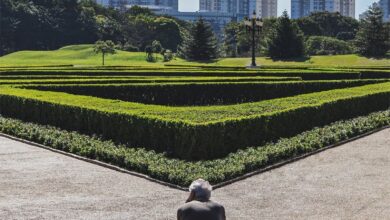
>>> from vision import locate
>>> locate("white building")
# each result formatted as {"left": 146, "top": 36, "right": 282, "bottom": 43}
{"left": 199, "top": 0, "right": 277, "bottom": 18}
{"left": 291, "top": 0, "right": 355, "bottom": 19}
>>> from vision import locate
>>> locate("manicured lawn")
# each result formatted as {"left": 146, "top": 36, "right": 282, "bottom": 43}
{"left": 1, "top": 44, "right": 389, "bottom": 68}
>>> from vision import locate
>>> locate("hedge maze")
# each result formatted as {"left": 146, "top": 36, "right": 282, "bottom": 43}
{"left": 0, "top": 66, "right": 389, "bottom": 186}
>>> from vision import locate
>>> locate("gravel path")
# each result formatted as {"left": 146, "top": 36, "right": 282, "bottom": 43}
{"left": 0, "top": 129, "right": 389, "bottom": 220}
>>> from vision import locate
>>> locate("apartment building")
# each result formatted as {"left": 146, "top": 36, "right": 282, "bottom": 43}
{"left": 200, "top": 0, "right": 277, "bottom": 18}
{"left": 291, "top": 0, "right": 355, "bottom": 18}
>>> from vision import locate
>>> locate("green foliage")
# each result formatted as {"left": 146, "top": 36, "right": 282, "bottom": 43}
{"left": 0, "top": 110, "right": 388, "bottom": 186}
{"left": 163, "top": 50, "right": 174, "bottom": 62}
{"left": 0, "top": 83, "right": 389, "bottom": 160}
{"left": 179, "top": 18, "right": 218, "bottom": 61}
{"left": 126, "top": 5, "right": 153, "bottom": 16}
{"left": 267, "top": 11, "right": 305, "bottom": 59}
{"left": 305, "top": 36, "right": 353, "bottom": 55}
{"left": 152, "top": 40, "right": 163, "bottom": 58}
{"left": 94, "top": 40, "right": 116, "bottom": 66}
{"left": 144, "top": 45, "right": 155, "bottom": 62}
{"left": 26, "top": 80, "right": 383, "bottom": 106}
{"left": 0, "top": 1, "right": 184, "bottom": 55}
{"left": 296, "top": 12, "right": 359, "bottom": 39}
{"left": 355, "top": 3, "right": 390, "bottom": 57}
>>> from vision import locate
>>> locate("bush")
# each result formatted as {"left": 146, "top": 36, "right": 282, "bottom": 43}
{"left": 163, "top": 49, "right": 174, "bottom": 62}
{"left": 26, "top": 80, "right": 383, "bottom": 106}
{"left": 305, "top": 36, "right": 353, "bottom": 55}
{"left": 0, "top": 110, "right": 388, "bottom": 186}
{"left": 0, "top": 83, "right": 389, "bottom": 160}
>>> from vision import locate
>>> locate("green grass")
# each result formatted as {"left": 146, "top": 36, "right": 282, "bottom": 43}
{"left": 1, "top": 44, "right": 389, "bottom": 68}
{"left": 214, "top": 55, "right": 390, "bottom": 67}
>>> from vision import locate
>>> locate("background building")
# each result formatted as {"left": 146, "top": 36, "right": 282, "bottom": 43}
{"left": 199, "top": 0, "right": 277, "bottom": 18}
{"left": 291, "top": 0, "right": 355, "bottom": 18}
{"left": 379, "top": 0, "right": 390, "bottom": 21}
{"left": 97, "top": 0, "right": 179, "bottom": 11}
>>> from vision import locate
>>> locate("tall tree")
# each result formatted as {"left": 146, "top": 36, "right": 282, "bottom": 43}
{"left": 355, "top": 4, "right": 390, "bottom": 57}
{"left": 179, "top": 17, "right": 218, "bottom": 61}
{"left": 94, "top": 40, "right": 116, "bottom": 66}
{"left": 267, "top": 11, "right": 305, "bottom": 59}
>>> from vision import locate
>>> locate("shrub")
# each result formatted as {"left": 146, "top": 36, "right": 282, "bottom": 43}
{"left": 0, "top": 110, "right": 388, "bottom": 186}
{"left": 305, "top": 36, "right": 353, "bottom": 55}
{"left": 0, "top": 83, "right": 389, "bottom": 160}
{"left": 26, "top": 80, "right": 383, "bottom": 106}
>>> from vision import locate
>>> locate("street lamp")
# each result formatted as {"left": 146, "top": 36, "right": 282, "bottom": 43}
{"left": 245, "top": 10, "right": 263, "bottom": 67}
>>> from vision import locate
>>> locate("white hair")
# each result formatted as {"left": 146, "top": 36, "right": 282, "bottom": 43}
{"left": 189, "top": 179, "right": 212, "bottom": 200}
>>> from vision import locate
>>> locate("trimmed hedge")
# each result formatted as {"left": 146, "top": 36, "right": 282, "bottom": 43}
{"left": 0, "top": 76, "right": 302, "bottom": 85}
{"left": 0, "top": 110, "right": 388, "bottom": 186}
{"left": 0, "top": 83, "right": 389, "bottom": 160}
{"left": 0, "top": 69, "right": 362, "bottom": 80}
{"left": 26, "top": 80, "right": 385, "bottom": 106}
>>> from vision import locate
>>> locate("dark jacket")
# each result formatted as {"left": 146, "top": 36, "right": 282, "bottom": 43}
{"left": 177, "top": 200, "right": 226, "bottom": 220}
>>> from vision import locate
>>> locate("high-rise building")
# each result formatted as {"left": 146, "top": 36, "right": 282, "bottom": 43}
{"left": 200, "top": 0, "right": 277, "bottom": 18}
{"left": 256, "top": 0, "right": 278, "bottom": 18}
{"left": 291, "top": 0, "right": 355, "bottom": 19}
{"left": 379, "top": 0, "right": 390, "bottom": 21}
{"left": 97, "top": 0, "right": 178, "bottom": 11}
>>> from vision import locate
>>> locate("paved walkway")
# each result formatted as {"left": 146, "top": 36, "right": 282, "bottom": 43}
{"left": 0, "top": 129, "right": 389, "bottom": 220}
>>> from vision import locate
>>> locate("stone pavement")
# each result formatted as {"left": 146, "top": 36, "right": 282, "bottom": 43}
{"left": 0, "top": 129, "right": 389, "bottom": 220}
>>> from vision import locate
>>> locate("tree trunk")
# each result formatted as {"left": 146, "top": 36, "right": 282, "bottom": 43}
{"left": 102, "top": 52, "right": 105, "bottom": 66}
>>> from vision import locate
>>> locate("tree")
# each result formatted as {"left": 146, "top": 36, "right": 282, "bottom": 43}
{"left": 296, "top": 12, "right": 359, "bottom": 39}
{"left": 355, "top": 3, "right": 390, "bottom": 57}
{"left": 179, "top": 17, "right": 218, "bottom": 61}
{"left": 267, "top": 11, "right": 305, "bottom": 60}
{"left": 152, "top": 40, "right": 163, "bottom": 60}
{"left": 305, "top": 36, "right": 353, "bottom": 55}
{"left": 93, "top": 40, "right": 116, "bottom": 65}
{"left": 145, "top": 45, "right": 154, "bottom": 62}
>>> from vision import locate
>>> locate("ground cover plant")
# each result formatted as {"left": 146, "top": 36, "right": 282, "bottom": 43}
{"left": 0, "top": 82, "right": 389, "bottom": 160}
{"left": 0, "top": 110, "right": 388, "bottom": 187}
{"left": 22, "top": 80, "right": 387, "bottom": 106}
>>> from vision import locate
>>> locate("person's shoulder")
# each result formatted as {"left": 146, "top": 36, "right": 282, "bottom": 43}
{"left": 178, "top": 201, "right": 200, "bottom": 211}
{"left": 208, "top": 200, "right": 225, "bottom": 209}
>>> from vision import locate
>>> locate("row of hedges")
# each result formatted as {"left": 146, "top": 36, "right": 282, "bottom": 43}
{"left": 0, "top": 76, "right": 302, "bottom": 85}
{"left": 0, "top": 70, "right": 362, "bottom": 80}
{"left": 0, "top": 110, "right": 388, "bottom": 186}
{"left": 26, "top": 80, "right": 385, "bottom": 106}
{"left": 0, "top": 83, "right": 389, "bottom": 160}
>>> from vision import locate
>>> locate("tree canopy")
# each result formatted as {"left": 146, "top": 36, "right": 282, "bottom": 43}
{"left": 267, "top": 11, "right": 305, "bottom": 60}
{"left": 179, "top": 18, "right": 218, "bottom": 61}
{"left": 0, "top": 0, "right": 186, "bottom": 55}
{"left": 355, "top": 4, "right": 390, "bottom": 57}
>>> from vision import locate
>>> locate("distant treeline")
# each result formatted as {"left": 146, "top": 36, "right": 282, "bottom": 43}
{"left": 0, "top": 0, "right": 188, "bottom": 55}
{"left": 1, "top": 0, "right": 389, "bottom": 58}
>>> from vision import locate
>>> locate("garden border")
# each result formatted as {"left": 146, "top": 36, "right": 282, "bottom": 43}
{"left": 1, "top": 125, "right": 388, "bottom": 192}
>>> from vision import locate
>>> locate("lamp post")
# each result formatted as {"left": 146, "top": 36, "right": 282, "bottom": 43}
{"left": 245, "top": 10, "right": 263, "bottom": 67}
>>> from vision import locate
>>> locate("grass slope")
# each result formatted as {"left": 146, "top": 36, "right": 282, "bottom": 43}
{"left": 1, "top": 45, "right": 389, "bottom": 68}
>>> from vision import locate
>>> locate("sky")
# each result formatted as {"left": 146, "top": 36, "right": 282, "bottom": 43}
{"left": 178, "top": 0, "right": 378, "bottom": 18}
